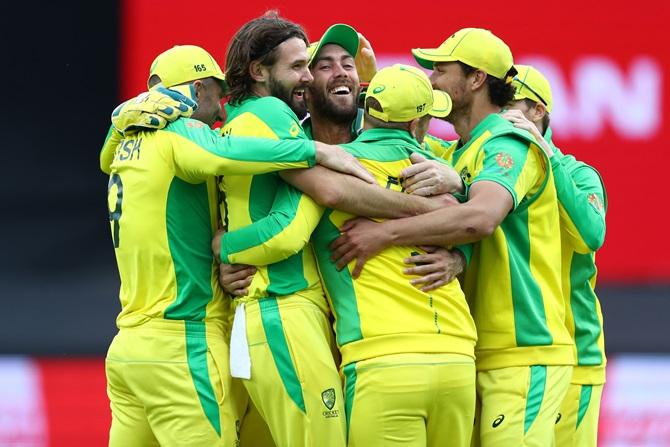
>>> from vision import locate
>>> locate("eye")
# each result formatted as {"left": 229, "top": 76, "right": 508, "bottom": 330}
{"left": 343, "top": 63, "right": 355, "bottom": 70}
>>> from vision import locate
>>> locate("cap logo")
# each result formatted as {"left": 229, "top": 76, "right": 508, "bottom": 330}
{"left": 373, "top": 86, "right": 385, "bottom": 94}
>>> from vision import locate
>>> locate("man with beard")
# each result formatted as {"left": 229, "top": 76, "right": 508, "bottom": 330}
{"left": 218, "top": 14, "right": 456, "bottom": 447}
{"left": 329, "top": 28, "right": 575, "bottom": 447}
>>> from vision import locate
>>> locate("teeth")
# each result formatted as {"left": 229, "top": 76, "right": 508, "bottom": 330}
{"left": 330, "top": 86, "right": 351, "bottom": 94}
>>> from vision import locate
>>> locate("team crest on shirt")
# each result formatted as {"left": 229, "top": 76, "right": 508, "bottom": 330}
{"left": 186, "top": 120, "right": 205, "bottom": 128}
{"left": 321, "top": 388, "right": 340, "bottom": 418}
{"left": 459, "top": 167, "right": 472, "bottom": 184}
{"left": 495, "top": 152, "right": 514, "bottom": 169}
{"left": 289, "top": 122, "right": 300, "bottom": 137}
{"left": 587, "top": 193, "right": 604, "bottom": 213}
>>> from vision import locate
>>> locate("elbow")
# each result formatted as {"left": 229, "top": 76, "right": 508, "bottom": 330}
{"left": 464, "top": 214, "right": 498, "bottom": 240}
{"left": 311, "top": 182, "right": 344, "bottom": 208}
{"left": 585, "top": 227, "right": 606, "bottom": 252}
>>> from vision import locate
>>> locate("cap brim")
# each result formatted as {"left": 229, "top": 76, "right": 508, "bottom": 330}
{"left": 430, "top": 89, "right": 452, "bottom": 118}
{"left": 412, "top": 48, "right": 457, "bottom": 70}
{"left": 309, "top": 24, "right": 359, "bottom": 66}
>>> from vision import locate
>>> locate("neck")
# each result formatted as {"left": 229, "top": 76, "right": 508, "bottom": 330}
{"left": 310, "top": 113, "right": 354, "bottom": 144}
{"left": 250, "top": 83, "right": 269, "bottom": 98}
{"left": 453, "top": 96, "right": 501, "bottom": 143}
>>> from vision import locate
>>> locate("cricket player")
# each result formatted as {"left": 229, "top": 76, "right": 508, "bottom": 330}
{"left": 505, "top": 65, "right": 607, "bottom": 447}
{"left": 101, "top": 44, "right": 372, "bottom": 447}
{"left": 330, "top": 28, "right": 576, "bottom": 446}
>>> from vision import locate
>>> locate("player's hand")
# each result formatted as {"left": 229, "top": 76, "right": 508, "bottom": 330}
{"left": 212, "top": 228, "right": 225, "bottom": 261}
{"left": 314, "top": 142, "right": 375, "bottom": 184}
{"left": 400, "top": 153, "right": 464, "bottom": 196}
{"left": 329, "top": 217, "right": 390, "bottom": 278}
{"left": 218, "top": 263, "right": 257, "bottom": 297}
{"left": 111, "top": 86, "right": 197, "bottom": 136}
{"left": 403, "top": 246, "right": 465, "bottom": 292}
{"left": 355, "top": 34, "right": 377, "bottom": 83}
{"left": 500, "top": 110, "right": 554, "bottom": 157}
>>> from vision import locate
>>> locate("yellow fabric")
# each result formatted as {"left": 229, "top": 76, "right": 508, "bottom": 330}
{"left": 148, "top": 45, "right": 225, "bottom": 88}
{"left": 106, "top": 320, "right": 241, "bottom": 446}
{"left": 412, "top": 28, "right": 514, "bottom": 80}
{"left": 239, "top": 398, "right": 276, "bottom": 447}
{"left": 241, "top": 297, "right": 346, "bottom": 447}
{"left": 512, "top": 65, "right": 553, "bottom": 112}
{"left": 475, "top": 365, "right": 572, "bottom": 447}
{"left": 555, "top": 383, "right": 603, "bottom": 447}
{"left": 366, "top": 64, "right": 451, "bottom": 122}
{"left": 345, "top": 353, "right": 476, "bottom": 447}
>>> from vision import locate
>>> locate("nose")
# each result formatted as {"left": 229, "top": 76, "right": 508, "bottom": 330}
{"left": 301, "top": 67, "right": 314, "bottom": 83}
{"left": 429, "top": 71, "right": 438, "bottom": 87}
{"left": 332, "top": 62, "right": 348, "bottom": 78}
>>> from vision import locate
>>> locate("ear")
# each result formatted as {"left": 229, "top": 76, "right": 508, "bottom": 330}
{"left": 409, "top": 117, "right": 421, "bottom": 139}
{"left": 192, "top": 79, "right": 206, "bottom": 101}
{"left": 470, "top": 70, "right": 487, "bottom": 91}
{"left": 532, "top": 102, "right": 547, "bottom": 122}
{"left": 249, "top": 60, "right": 267, "bottom": 83}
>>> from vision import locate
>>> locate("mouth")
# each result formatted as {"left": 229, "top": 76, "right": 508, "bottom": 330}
{"left": 293, "top": 88, "right": 305, "bottom": 100}
{"left": 329, "top": 85, "right": 352, "bottom": 96}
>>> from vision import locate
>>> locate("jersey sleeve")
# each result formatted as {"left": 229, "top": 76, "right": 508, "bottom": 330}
{"left": 100, "top": 124, "right": 122, "bottom": 174}
{"left": 472, "top": 135, "right": 543, "bottom": 209}
{"left": 219, "top": 181, "right": 325, "bottom": 265}
{"left": 552, "top": 153, "right": 607, "bottom": 252}
{"left": 163, "top": 118, "right": 316, "bottom": 182}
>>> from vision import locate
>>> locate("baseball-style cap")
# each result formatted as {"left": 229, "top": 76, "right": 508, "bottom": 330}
{"left": 512, "top": 65, "right": 553, "bottom": 113}
{"left": 365, "top": 64, "right": 452, "bottom": 122}
{"left": 307, "top": 24, "right": 360, "bottom": 66}
{"left": 412, "top": 28, "right": 516, "bottom": 82}
{"left": 147, "top": 45, "right": 226, "bottom": 89}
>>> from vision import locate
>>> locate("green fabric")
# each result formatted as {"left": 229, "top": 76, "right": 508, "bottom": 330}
{"left": 343, "top": 128, "right": 424, "bottom": 161}
{"left": 312, "top": 211, "right": 363, "bottom": 346}
{"left": 185, "top": 321, "right": 221, "bottom": 436}
{"left": 576, "top": 385, "right": 593, "bottom": 429}
{"left": 259, "top": 298, "right": 306, "bottom": 413}
{"left": 228, "top": 96, "right": 307, "bottom": 140}
{"left": 454, "top": 243, "right": 473, "bottom": 266}
{"left": 221, "top": 180, "right": 306, "bottom": 261}
{"left": 570, "top": 253, "right": 604, "bottom": 366}
{"left": 524, "top": 365, "right": 547, "bottom": 434}
{"left": 164, "top": 178, "right": 213, "bottom": 321}
{"left": 501, "top": 207, "right": 553, "bottom": 346}
{"left": 343, "top": 362, "right": 358, "bottom": 439}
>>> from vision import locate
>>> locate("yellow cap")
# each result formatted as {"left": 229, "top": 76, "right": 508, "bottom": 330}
{"left": 412, "top": 28, "right": 515, "bottom": 82}
{"left": 512, "top": 65, "right": 553, "bottom": 113}
{"left": 307, "top": 24, "right": 360, "bottom": 66}
{"left": 147, "top": 45, "right": 225, "bottom": 89}
{"left": 365, "top": 64, "right": 452, "bottom": 122}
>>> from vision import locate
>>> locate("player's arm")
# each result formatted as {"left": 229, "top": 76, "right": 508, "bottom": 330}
{"left": 100, "top": 125, "right": 122, "bottom": 174}
{"left": 165, "top": 119, "right": 371, "bottom": 181}
{"left": 215, "top": 182, "right": 325, "bottom": 266}
{"left": 552, "top": 154, "right": 607, "bottom": 252}
{"left": 279, "top": 166, "right": 451, "bottom": 219}
{"left": 329, "top": 137, "right": 539, "bottom": 275}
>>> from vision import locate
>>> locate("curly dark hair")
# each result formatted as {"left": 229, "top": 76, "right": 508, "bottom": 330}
{"left": 458, "top": 62, "right": 516, "bottom": 107}
{"left": 225, "top": 11, "right": 308, "bottom": 105}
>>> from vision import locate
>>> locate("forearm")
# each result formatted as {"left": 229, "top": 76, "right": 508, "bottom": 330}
{"left": 281, "top": 166, "right": 437, "bottom": 218}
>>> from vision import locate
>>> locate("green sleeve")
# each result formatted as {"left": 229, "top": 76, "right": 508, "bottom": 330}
{"left": 220, "top": 181, "right": 325, "bottom": 265}
{"left": 453, "top": 243, "right": 473, "bottom": 265}
{"left": 164, "top": 118, "right": 317, "bottom": 181}
{"left": 100, "top": 124, "right": 122, "bottom": 174}
{"left": 551, "top": 152, "right": 607, "bottom": 252}
{"left": 472, "top": 136, "right": 540, "bottom": 209}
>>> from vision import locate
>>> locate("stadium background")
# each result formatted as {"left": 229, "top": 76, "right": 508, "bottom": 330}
{"left": 1, "top": 0, "right": 668, "bottom": 445}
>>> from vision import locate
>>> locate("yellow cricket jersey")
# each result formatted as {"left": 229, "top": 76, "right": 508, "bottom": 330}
{"left": 102, "top": 118, "right": 317, "bottom": 331}
{"left": 441, "top": 114, "right": 574, "bottom": 371}
{"left": 313, "top": 129, "right": 476, "bottom": 367}
{"left": 546, "top": 128, "right": 607, "bottom": 385}
{"left": 218, "top": 97, "right": 325, "bottom": 311}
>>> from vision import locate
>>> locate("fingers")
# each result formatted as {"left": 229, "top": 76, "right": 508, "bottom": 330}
{"left": 399, "top": 161, "right": 430, "bottom": 179}
{"left": 409, "top": 152, "right": 427, "bottom": 163}
{"left": 351, "top": 256, "right": 368, "bottom": 278}
{"left": 420, "top": 278, "right": 450, "bottom": 292}
{"left": 349, "top": 158, "right": 376, "bottom": 184}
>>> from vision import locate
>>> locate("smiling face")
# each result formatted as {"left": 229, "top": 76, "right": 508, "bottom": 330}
{"left": 429, "top": 61, "right": 472, "bottom": 124}
{"left": 267, "top": 37, "right": 313, "bottom": 119}
{"left": 306, "top": 43, "right": 360, "bottom": 124}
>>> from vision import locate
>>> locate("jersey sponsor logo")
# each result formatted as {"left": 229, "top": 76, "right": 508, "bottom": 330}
{"left": 492, "top": 414, "right": 505, "bottom": 428}
{"left": 495, "top": 152, "right": 514, "bottom": 169}
{"left": 459, "top": 167, "right": 472, "bottom": 184}
{"left": 321, "top": 388, "right": 339, "bottom": 418}
{"left": 289, "top": 122, "right": 300, "bottom": 137}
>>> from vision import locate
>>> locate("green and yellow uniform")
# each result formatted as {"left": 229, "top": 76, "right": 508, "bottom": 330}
{"left": 102, "top": 118, "right": 316, "bottom": 447}
{"left": 544, "top": 128, "right": 607, "bottom": 447}
{"left": 219, "top": 96, "right": 346, "bottom": 447}
{"left": 221, "top": 128, "right": 478, "bottom": 447}
{"left": 440, "top": 114, "right": 574, "bottom": 447}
